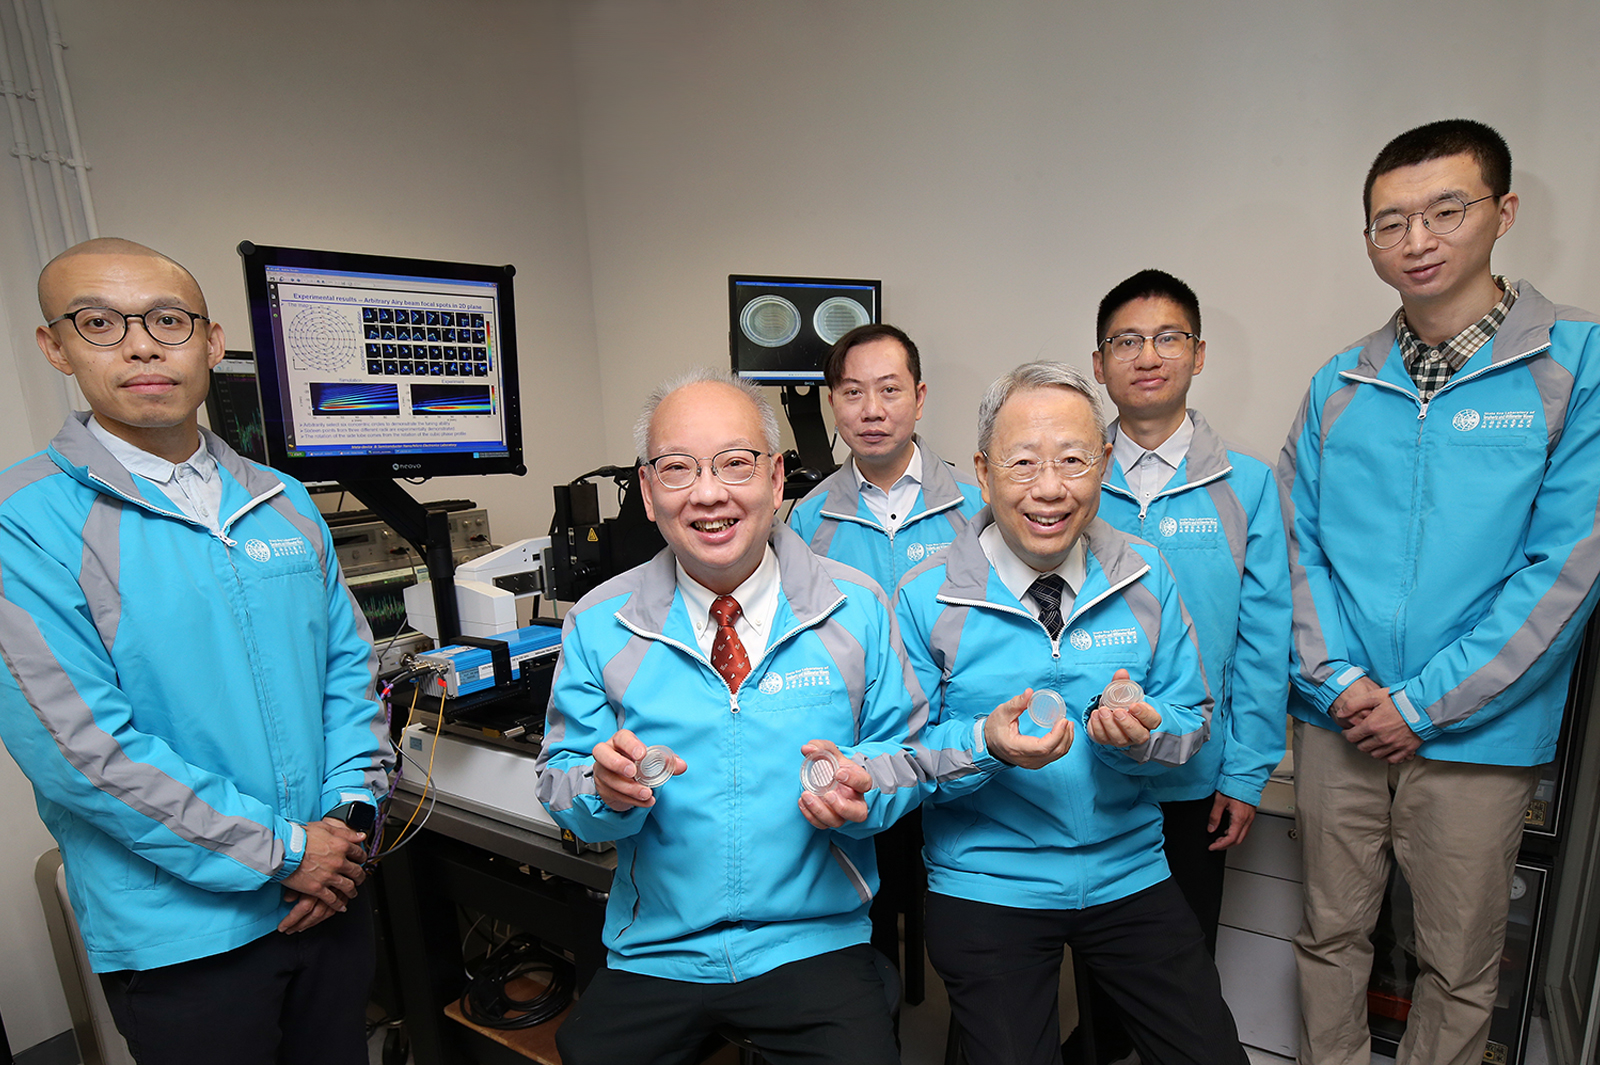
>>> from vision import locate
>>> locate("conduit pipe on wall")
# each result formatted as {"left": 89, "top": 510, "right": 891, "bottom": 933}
{"left": 39, "top": 0, "right": 92, "bottom": 239}
{"left": 11, "top": 0, "right": 73, "bottom": 246}
{"left": 0, "top": 9, "right": 49, "bottom": 262}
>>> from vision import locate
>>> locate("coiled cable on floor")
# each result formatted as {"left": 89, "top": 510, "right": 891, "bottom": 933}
{"left": 458, "top": 934, "right": 576, "bottom": 1030}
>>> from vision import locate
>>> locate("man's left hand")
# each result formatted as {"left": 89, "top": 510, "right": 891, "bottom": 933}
{"left": 797, "top": 739, "right": 874, "bottom": 829}
{"left": 278, "top": 891, "right": 339, "bottom": 935}
{"left": 1341, "top": 695, "right": 1422, "bottom": 762}
{"left": 1206, "top": 792, "right": 1257, "bottom": 850}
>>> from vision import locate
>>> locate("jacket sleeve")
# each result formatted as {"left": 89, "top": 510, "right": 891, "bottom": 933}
{"left": 892, "top": 575, "right": 1009, "bottom": 803}
{"left": 1215, "top": 471, "right": 1292, "bottom": 806}
{"left": 827, "top": 586, "right": 934, "bottom": 840}
{"left": 534, "top": 607, "right": 651, "bottom": 844}
{"left": 1090, "top": 560, "right": 1211, "bottom": 775}
{"left": 311, "top": 510, "right": 394, "bottom": 821}
{"left": 1278, "top": 375, "right": 1369, "bottom": 715}
{"left": 0, "top": 512, "right": 307, "bottom": 891}
{"left": 1396, "top": 336, "right": 1600, "bottom": 740}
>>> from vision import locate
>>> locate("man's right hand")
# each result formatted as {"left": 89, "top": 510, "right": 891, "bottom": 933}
{"left": 279, "top": 818, "right": 366, "bottom": 916}
{"left": 1330, "top": 674, "right": 1386, "bottom": 727}
{"left": 593, "top": 729, "right": 686, "bottom": 811}
{"left": 983, "top": 690, "right": 1073, "bottom": 769}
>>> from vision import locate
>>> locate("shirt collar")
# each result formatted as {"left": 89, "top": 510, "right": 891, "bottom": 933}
{"left": 852, "top": 441, "right": 923, "bottom": 497}
{"left": 1397, "top": 274, "right": 1518, "bottom": 373}
{"left": 85, "top": 416, "right": 214, "bottom": 486}
{"left": 979, "top": 522, "right": 1087, "bottom": 607}
{"left": 1111, "top": 413, "right": 1193, "bottom": 475}
{"left": 678, "top": 545, "right": 782, "bottom": 641}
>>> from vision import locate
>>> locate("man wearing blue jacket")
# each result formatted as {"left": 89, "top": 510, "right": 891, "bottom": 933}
{"left": 897, "top": 362, "right": 1246, "bottom": 1065}
{"left": 1094, "top": 270, "right": 1290, "bottom": 947}
{"left": 1281, "top": 119, "right": 1600, "bottom": 1065}
{"left": 789, "top": 323, "right": 984, "bottom": 592}
{"left": 536, "top": 369, "right": 1004, "bottom": 1065}
{"left": 0, "top": 239, "right": 392, "bottom": 1064}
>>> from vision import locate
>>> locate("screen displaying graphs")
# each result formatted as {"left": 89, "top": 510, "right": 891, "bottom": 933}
{"left": 206, "top": 353, "right": 269, "bottom": 463}
{"left": 262, "top": 264, "right": 510, "bottom": 461}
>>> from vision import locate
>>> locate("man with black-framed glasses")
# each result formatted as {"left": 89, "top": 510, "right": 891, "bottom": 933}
{"left": 1281, "top": 119, "right": 1600, "bottom": 1065}
{"left": 536, "top": 368, "right": 998, "bottom": 1065}
{"left": 0, "top": 238, "right": 392, "bottom": 1064}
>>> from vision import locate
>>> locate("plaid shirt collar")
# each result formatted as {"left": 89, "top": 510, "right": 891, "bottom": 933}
{"left": 1396, "top": 276, "right": 1517, "bottom": 398}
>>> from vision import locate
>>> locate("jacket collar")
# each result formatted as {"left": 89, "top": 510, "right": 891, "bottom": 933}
{"left": 46, "top": 412, "right": 287, "bottom": 525}
{"left": 1103, "top": 409, "right": 1232, "bottom": 496}
{"left": 817, "top": 435, "right": 972, "bottom": 522}
{"left": 935, "top": 506, "right": 1150, "bottom": 617}
{"left": 616, "top": 523, "right": 846, "bottom": 641}
{"left": 1350, "top": 279, "right": 1556, "bottom": 383}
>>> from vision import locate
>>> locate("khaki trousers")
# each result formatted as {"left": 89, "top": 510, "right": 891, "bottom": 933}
{"left": 1291, "top": 720, "right": 1540, "bottom": 1065}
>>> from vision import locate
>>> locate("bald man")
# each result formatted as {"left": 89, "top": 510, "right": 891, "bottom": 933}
{"left": 0, "top": 239, "right": 393, "bottom": 1064}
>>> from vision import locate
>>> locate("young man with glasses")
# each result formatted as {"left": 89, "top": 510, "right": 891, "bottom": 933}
{"left": 0, "top": 239, "right": 392, "bottom": 1064}
{"left": 894, "top": 362, "right": 1247, "bottom": 1065}
{"left": 1281, "top": 119, "right": 1600, "bottom": 1065}
{"left": 1076, "top": 270, "right": 1290, "bottom": 1064}
{"left": 536, "top": 369, "right": 996, "bottom": 1064}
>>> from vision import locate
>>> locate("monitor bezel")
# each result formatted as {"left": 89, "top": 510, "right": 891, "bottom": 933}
{"left": 237, "top": 241, "right": 526, "bottom": 482}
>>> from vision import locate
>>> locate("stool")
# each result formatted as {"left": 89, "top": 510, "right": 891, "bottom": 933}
{"left": 719, "top": 950, "right": 902, "bottom": 1064}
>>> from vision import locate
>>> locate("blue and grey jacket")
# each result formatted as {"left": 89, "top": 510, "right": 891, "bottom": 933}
{"left": 1100, "top": 411, "right": 1290, "bottom": 806}
{"left": 1279, "top": 280, "right": 1600, "bottom": 766}
{"left": 895, "top": 510, "right": 1212, "bottom": 911}
{"left": 789, "top": 438, "right": 984, "bottom": 593}
{"left": 0, "top": 414, "right": 392, "bottom": 972}
{"left": 535, "top": 525, "right": 992, "bottom": 983}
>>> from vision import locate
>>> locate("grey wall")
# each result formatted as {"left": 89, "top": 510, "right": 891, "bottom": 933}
{"left": 1, "top": 0, "right": 1597, "bottom": 1051}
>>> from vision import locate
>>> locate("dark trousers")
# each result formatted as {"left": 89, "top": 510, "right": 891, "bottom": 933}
{"left": 99, "top": 894, "right": 374, "bottom": 1065}
{"left": 556, "top": 944, "right": 899, "bottom": 1065}
{"left": 1075, "top": 797, "right": 1231, "bottom": 1064}
{"left": 927, "top": 882, "right": 1246, "bottom": 1065}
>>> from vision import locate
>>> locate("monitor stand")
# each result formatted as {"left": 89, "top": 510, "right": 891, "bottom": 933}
{"left": 339, "top": 478, "right": 461, "bottom": 644}
{"left": 779, "top": 385, "right": 838, "bottom": 478}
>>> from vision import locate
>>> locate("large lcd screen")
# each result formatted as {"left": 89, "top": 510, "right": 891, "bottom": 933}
{"left": 238, "top": 242, "right": 525, "bottom": 481}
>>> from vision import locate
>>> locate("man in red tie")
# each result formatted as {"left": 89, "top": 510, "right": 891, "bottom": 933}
{"left": 536, "top": 369, "right": 1002, "bottom": 1065}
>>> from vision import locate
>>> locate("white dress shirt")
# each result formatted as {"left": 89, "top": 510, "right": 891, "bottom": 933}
{"left": 677, "top": 545, "right": 782, "bottom": 665}
{"left": 979, "top": 523, "right": 1087, "bottom": 624}
{"left": 1112, "top": 414, "right": 1194, "bottom": 505}
{"left": 853, "top": 443, "right": 924, "bottom": 534}
{"left": 87, "top": 418, "right": 224, "bottom": 535}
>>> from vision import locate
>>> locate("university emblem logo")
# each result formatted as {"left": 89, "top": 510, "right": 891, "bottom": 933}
{"left": 758, "top": 672, "right": 783, "bottom": 695}
{"left": 1452, "top": 409, "right": 1481, "bottom": 432}
{"left": 906, "top": 542, "right": 926, "bottom": 563}
{"left": 244, "top": 539, "right": 271, "bottom": 563}
{"left": 1068, "top": 628, "right": 1093, "bottom": 651}
{"left": 1159, "top": 516, "right": 1178, "bottom": 538}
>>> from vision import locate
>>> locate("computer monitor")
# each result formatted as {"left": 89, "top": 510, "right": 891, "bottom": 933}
{"left": 204, "top": 350, "right": 269, "bottom": 464}
{"left": 729, "top": 275, "right": 881, "bottom": 385}
{"left": 237, "top": 242, "right": 525, "bottom": 482}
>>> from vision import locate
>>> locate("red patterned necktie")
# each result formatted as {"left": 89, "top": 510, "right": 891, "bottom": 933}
{"left": 710, "top": 595, "right": 752, "bottom": 692}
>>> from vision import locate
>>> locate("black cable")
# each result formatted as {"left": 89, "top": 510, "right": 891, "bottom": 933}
{"left": 458, "top": 934, "right": 575, "bottom": 1029}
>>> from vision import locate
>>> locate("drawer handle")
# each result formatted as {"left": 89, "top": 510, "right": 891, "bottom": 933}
{"left": 1288, "top": 828, "right": 1299, "bottom": 841}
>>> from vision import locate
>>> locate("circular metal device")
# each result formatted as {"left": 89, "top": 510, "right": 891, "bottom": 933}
{"left": 739, "top": 295, "right": 802, "bottom": 348}
{"left": 1100, "top": 679, "right": 1145, "bottom": 711}
{"left": 800, "top": 750, "right": 842, "bottom": 795}
{"left": 1027, "top": 689, "right": 1068, "bottom": 728}
{"left": 812, "top": 296, "right": 871, "bottom": 345}
{"left": 635, "top": 745, "right": 677, "bottom": 789}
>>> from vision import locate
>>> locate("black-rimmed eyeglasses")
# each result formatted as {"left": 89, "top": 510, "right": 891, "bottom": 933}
{"left": 1098, "top": 331, "right": 1198, "bottom": 363}
{"left": 47, "top": 306, "right": 210, "bottom": 347}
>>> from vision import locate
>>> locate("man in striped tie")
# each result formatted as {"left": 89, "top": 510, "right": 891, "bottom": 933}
{"left": 536, "top": 368, "right": 1002, "bottom": 1065}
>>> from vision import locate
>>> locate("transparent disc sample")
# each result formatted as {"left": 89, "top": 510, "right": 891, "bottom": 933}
{"left": 1027, "top": 689, "right": 1067, "bottom": 728}
{"left": 1100, "top": 679, "right": 1144, "bottom": 711}
{"left": 739, "top": 295, "right": 802, "bottom": 347}
{"left": 635, "top": 744, "right": 676, "bottom": 788}
{"left": 801, "top": 750, "right": 841, "bottom": 795}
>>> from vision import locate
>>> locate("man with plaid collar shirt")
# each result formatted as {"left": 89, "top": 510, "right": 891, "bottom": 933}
{"left": 1280, "top": 119, "right": 1600, "bottom": 1065}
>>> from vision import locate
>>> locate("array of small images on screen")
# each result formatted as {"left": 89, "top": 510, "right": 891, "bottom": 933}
{"left": 361, "top": 306, "right": 491, "bottom": 377}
